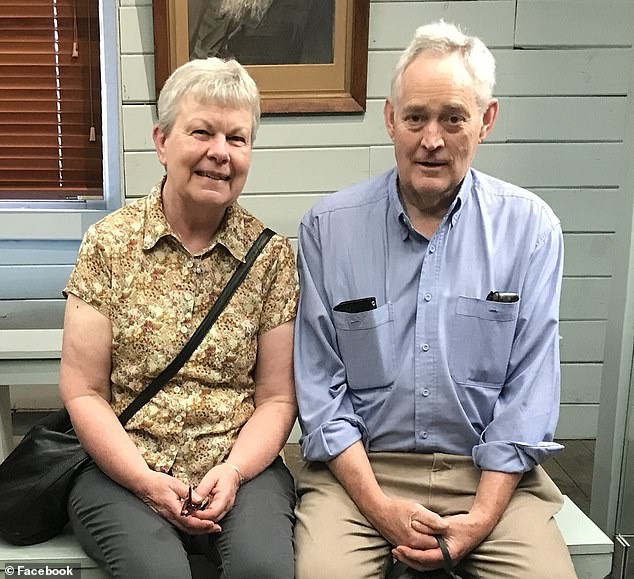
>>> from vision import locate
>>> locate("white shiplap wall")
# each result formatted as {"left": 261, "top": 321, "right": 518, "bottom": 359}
{"left": 119, "top": 0, "right": 633, "bottom": 439}
{"left": 4, "top": 0, "right": 630, "bottom": 438}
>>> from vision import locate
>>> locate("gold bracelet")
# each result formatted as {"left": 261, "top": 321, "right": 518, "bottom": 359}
{"left": 224, "top": 461, "right": 245, "bottom": 485}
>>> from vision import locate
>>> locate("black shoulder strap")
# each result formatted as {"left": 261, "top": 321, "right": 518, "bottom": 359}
{"left": 118, "top": 227, "right": 276, "bottom": 426}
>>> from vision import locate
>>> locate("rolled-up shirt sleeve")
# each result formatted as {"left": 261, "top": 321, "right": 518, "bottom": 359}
{"left": 294, "top": 217, "right": 368, "bottom": 462}
{"left": 472, "top": 218, "right": 565, "bottom": 472}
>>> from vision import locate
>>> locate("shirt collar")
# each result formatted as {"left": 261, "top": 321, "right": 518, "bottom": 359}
{"left": 387, "top": 168, "right": 473, "bottom": 239}
{"left": 141, "top": 179, "right": 250, "bottom": 262}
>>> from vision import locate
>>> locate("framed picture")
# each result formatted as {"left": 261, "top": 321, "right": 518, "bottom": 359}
{"left": 152, "top": 0, "right": 369, "bottom": 114}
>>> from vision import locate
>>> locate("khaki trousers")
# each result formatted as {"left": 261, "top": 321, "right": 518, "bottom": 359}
{"left": 294, "top": 453, "right": 578, "bottom": 579}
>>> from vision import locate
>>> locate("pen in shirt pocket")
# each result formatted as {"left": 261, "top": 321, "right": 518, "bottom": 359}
{"left": 486, "top": 291, "right": 519, "bottom": 303}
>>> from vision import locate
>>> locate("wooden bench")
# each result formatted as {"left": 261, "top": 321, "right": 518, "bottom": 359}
{"left": 0, "top": 497, "right": 613, "bottom": 578}
{"left": 0, "top": 330, "right": 614, "bottom": 578}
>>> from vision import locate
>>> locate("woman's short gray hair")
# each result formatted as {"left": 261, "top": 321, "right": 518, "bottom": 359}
{"left": 390, "top": 21, "right": 496, "bottom": 110}
{"left": 157, "top": 58, "right": 261, "bottom": 140}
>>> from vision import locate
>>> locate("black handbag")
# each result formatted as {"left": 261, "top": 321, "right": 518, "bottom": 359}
{"left": 0, "top": 228, "right": 274, "bottom": 546}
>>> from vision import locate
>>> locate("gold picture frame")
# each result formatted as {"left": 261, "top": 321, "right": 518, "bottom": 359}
{"left": 152, "top": 0, "right": 369, "bottom": 114}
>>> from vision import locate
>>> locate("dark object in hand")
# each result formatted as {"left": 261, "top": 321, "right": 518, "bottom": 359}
{"left": 180, "top": 485, "right": 210, "bottom": 517}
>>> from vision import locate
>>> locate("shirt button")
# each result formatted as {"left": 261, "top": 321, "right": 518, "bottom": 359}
{"left": 420, "top": 431, "right": 428, "bottom": 439}
{"left": 170, "top": 445, "right": 177, "bottom": 452}
{"left": 173, "top": 386, "right": 181, "bottom": 394}
{"left": 195, "top": 267, "right": 202, "bottom": 274}
{"left": 421, "top": 343, "right": 430, "bottom": 352}
{"left": 424, "top": 293, "right": 432, "bottom": 302}
{"left": 184, "top": 292, "right": 192, "bottom": 301}
{"left": 180, "top": 325, "right": 189, "bottom": 334}
{"left": 186, "top": 261, "right": 194, "bottom": 268}
{"left": 422, "top": 388, "right": 430, "bottom": 397}
{"left": 429, "top": 245, "right": 436, "bottom": 253}
{"left": 175, "top": 415, "right": 183, "bottom": 423}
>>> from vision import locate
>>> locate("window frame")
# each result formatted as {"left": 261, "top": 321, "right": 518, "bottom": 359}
{"left": 0, "top": 0, "right": 121, "bottom": 220}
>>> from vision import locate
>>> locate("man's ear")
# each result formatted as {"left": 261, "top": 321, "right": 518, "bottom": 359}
{"left": 479, "top": 99, "right": 499, "bottom": 142}
{"left": 384, "top": 99, "right": 396, "bottom": 141}
{"left": 152, "top": 124, "right": 168, "bottom": 167}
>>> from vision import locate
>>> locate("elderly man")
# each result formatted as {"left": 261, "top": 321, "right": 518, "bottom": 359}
{"left": 293, "top": 21, "right": 577, "bottom": 579}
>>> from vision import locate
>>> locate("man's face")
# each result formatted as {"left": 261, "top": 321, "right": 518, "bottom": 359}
{"left": 385, "top": 52, "right": 497, "bottom": 207}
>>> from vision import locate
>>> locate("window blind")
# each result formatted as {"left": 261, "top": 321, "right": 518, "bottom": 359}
{"left": 0, "top": 0, "right": 102, "bottom": 201}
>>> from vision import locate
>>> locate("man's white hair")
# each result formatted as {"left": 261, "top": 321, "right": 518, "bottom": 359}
{"left": 390, "top": 20, "right": 496, "bottom": 110}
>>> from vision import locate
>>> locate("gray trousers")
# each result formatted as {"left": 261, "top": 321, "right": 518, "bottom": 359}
{"left": 68, "top": 457, "right": 295, "bottom": 579}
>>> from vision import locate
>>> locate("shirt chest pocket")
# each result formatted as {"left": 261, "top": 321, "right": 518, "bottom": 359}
{"left": 448, "top": 296, "right": 520, "bottom": 388}
{"left": 333, "top": 302, "right": 395, "bottom": 390}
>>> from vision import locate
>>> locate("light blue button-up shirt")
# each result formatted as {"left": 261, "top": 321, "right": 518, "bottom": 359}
{"left": 294, "top": 167, "right": 564, "bottom": 473}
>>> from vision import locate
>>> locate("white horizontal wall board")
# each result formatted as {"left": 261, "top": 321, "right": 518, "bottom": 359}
{"left": 0, "top": 241, "right": 80, "bottom": 266}
{"left": 368, "top": 49, "right": 630, "bottom": 98}
{"left": 120, "top": 0, "right": 151, "bottom": 6}
{"left": 0, "top": 360, "right": 60, "bottom": 386}
{"left": 560, "top": 278, "right": 611, "bottom": 321}
{"left": 370, "top": 143, "right": 623, "bottom": 188}
{"left": 239, "top": 194, "right": 325, "bottom": 238}
{"left": 0, "top": 213, "right": 104, "bottom": 241}
{"left": 560, "top": 320, "right": 607, "bottom": 363}
{"left": 536, "top": 189, "right": 620, "bottom": 233}
{"left": 247, "top": 148, "right": 370, "bottom": 193}
{"left": 370, "top": 1, "right": 515, "bottom": 50}
{"left": 257, "top": 100, "right": 389, "bottom": 147}
{"left": 561, "top": 363, "right": 603, "bottom": 404}
{"left": 0, "top": 300, "right": 66, "bottom": 330}
{"left": 122, "top": 105, "right": 157, "bottom": 151}
{"left": 124, "top": 148, "right": 370, "bottom": 199}
{"left": 556, "top": 405, "right": 599, "bottom": 439}
{"left": 9, "top": 383, "right": 63, "bottom": 409}
{"left": 506, "top": 97, "right": 627, "bottom": 142}
{"left": 123, "top": 152, "right": 165, "bottom": 197}
{"left": 515, "top": 0, "right": 633, "bottom": 48}
{"left": 120, "top": 55, "right": 155, "bottom": 103}
{"left": 121, "top": 95, "right": 622, "bottom": 152}
{"left": 494, "top": 49, "right": 631, "bottom": 97}
{"left": 0, "top": 266, "right": 71, "bottom": 300}
{"left": 119, "top": 6, "right": 154, "bottom": 54}
{"left": 563, "top": 234, "right": 614, "bottom": 277}
{"left": 0, "top": 329, "right": 62, "bottom": 359}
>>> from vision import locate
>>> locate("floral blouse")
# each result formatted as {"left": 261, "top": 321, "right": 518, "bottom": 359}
{"left": 65, "top": 184, "right": 298, "bottom": 485}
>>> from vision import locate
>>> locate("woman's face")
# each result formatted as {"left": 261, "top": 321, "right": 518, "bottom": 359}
{"left": 153, "top": 96, "right": 253, "bottom": 210}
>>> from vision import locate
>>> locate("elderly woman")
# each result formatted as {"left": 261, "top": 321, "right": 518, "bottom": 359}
{"left": 58, "top": 58, "right": 297, "bottom": 578}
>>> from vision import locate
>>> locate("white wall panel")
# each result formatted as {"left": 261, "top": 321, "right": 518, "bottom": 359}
{"left": 247, "top": 148, "right": 370, "bottom": 193}
{"left": 123, "top": 152, "right": 165, "bottom": 197}
{"left": 564, "top": 234, "right": 615, "bottom": 277}
{"left": 120, "top": 55, "right": 155, "bottom": 102}
{"left": 560, "top": 278, "right": 610, "bottom": 321}
{"left": 0, "top": 266, "right": 72, "bottom": 300}
{"left": 0, "top": 300, "right": 65, "bottom": 330}
{"left": 557, "top": 405, "right": 599, "bottom": 439}
{"left": 368, "top": 49, "right": 631, "bottom": 98}
{"left": 560, "top": 321, "right": 607, "bottom": 363}
{"left": 536, "top": 190, "right": 621, "bottom": 233}
{"left": 561, "top": 364, "right": 603, "bottom": 404}
{"left": 506, "top": 97, "right": 627, "bottom": 142}
{"left": 515, "top": 0, "right": 633, "bottom": 48}
{"left": 239, "top": 194, "right": 325, "bottom": 238}
{"left": 370, "top": 1, "right": 515, "bottom": 50}
{"left": 118, "top": 6, "right": 154, "bottom": 54}
{"left": 122, "top": 105, "right": 157, "bottom": 150}
{"left": 121, "top": 95, "right": 623, "bottom": 153}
